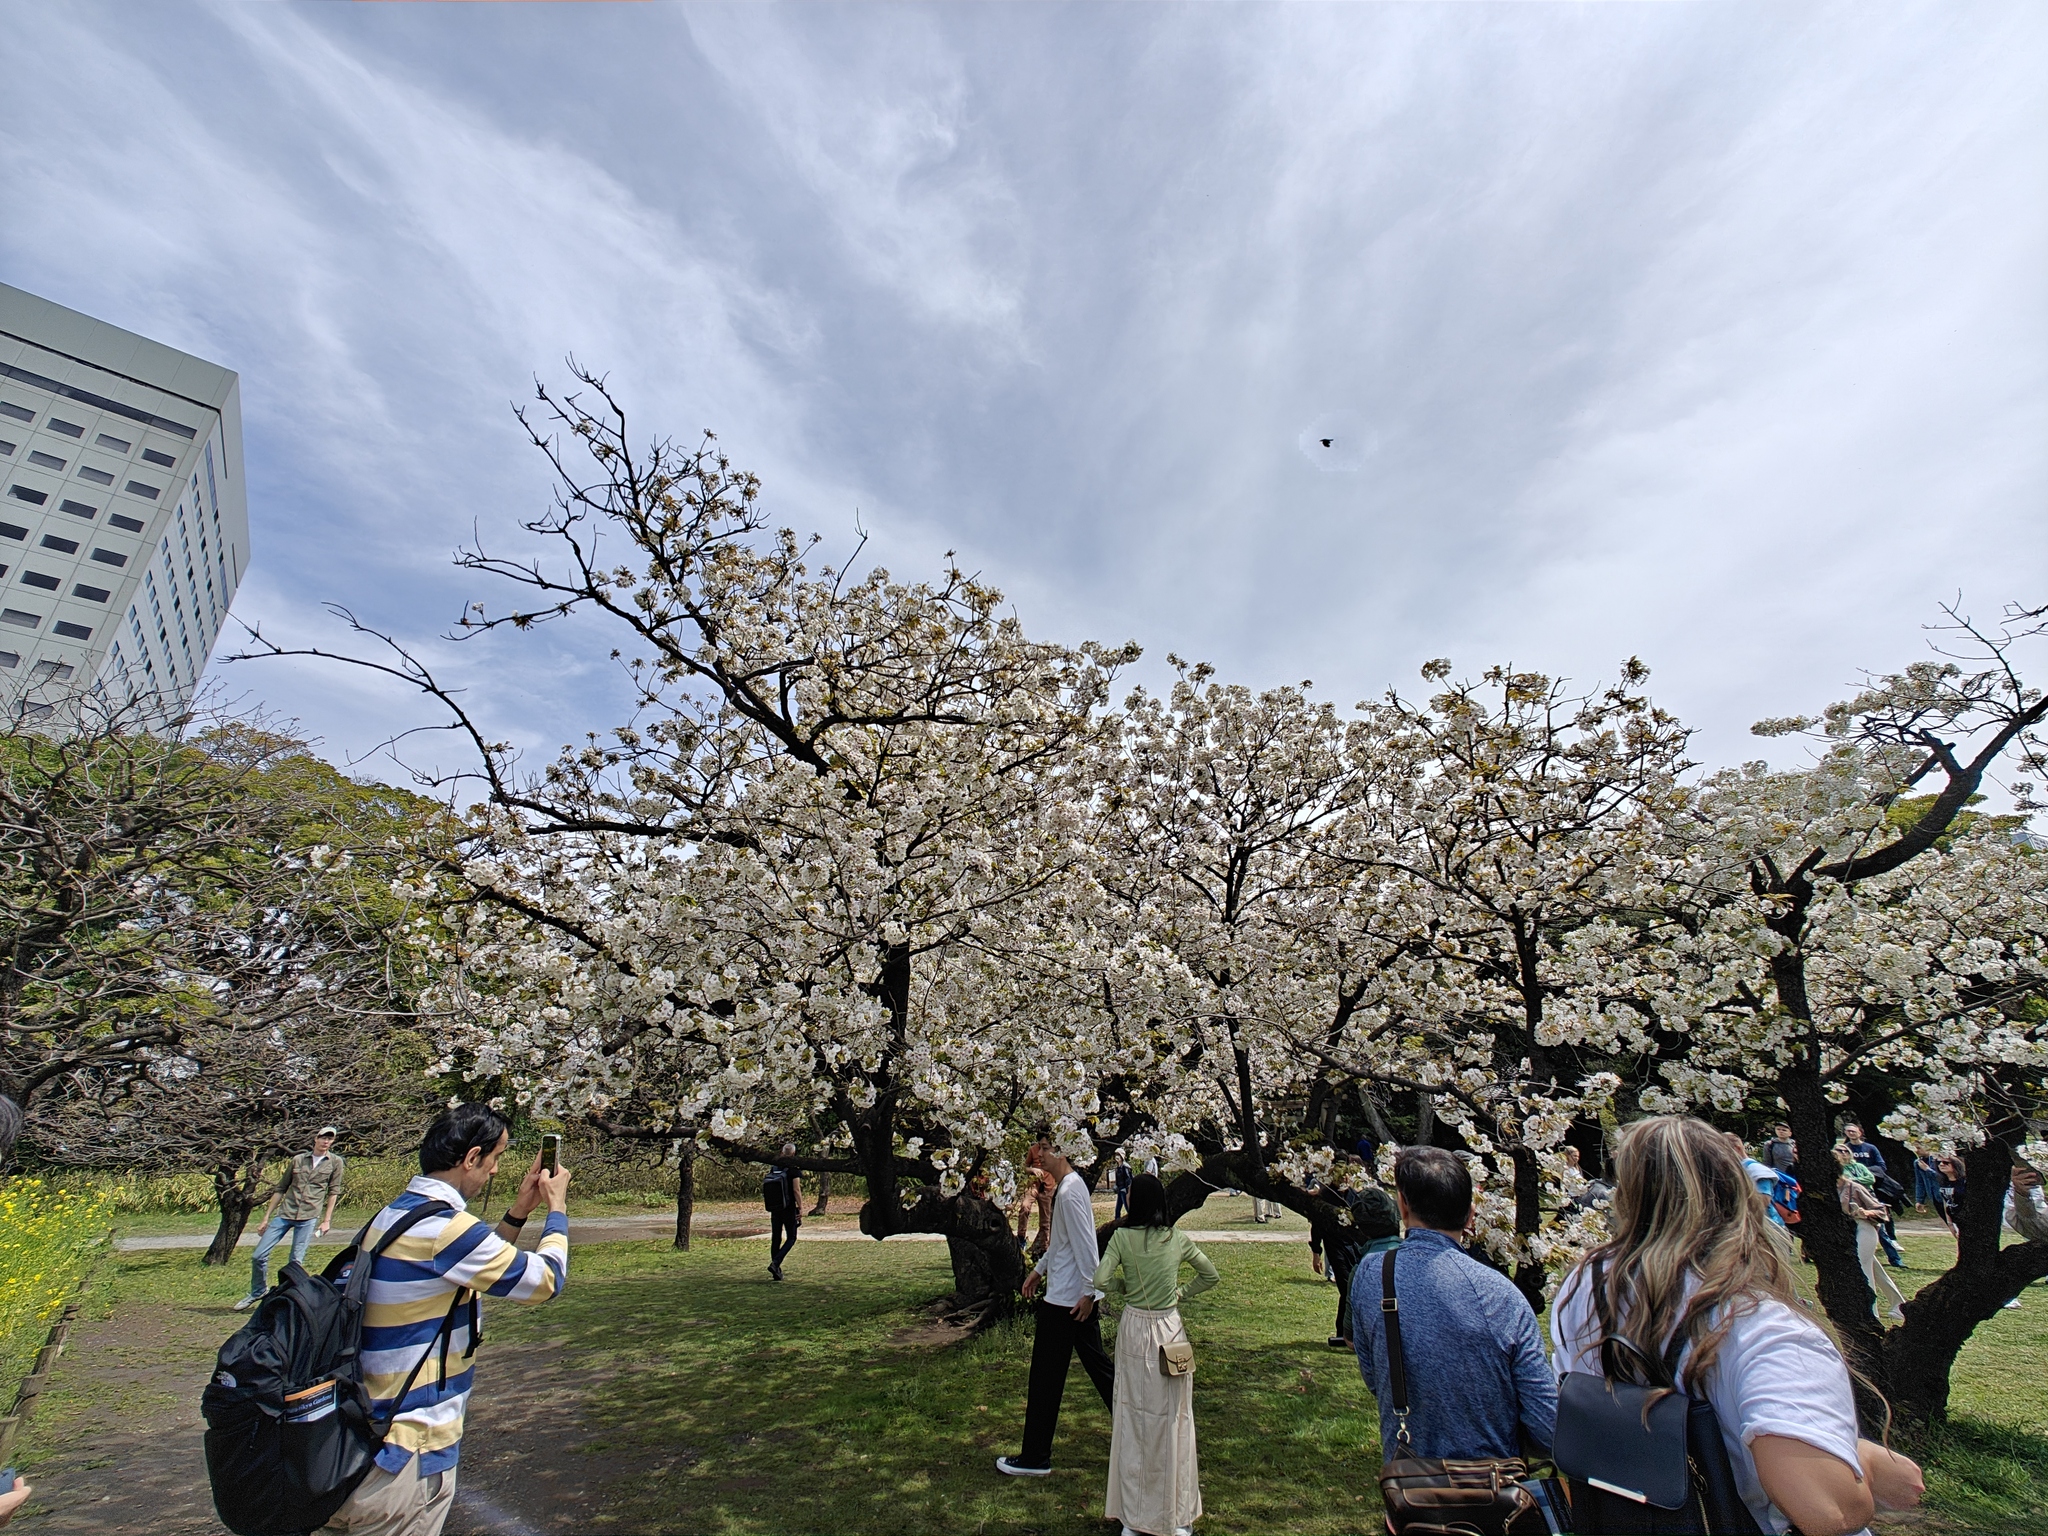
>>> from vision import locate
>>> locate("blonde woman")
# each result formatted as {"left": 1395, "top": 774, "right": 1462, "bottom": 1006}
{"left": 1835, "top": 1144, "right": 1906, "bottom": 1325}
{"left": 1553, "top": 1116, "right": 1923, "bottom": 1536}
{"left": 1092, "top": 1173, "right": 1218, "bottom": 1536}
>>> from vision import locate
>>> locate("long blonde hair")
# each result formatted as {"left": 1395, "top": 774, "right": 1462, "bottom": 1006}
{"left": 1565, "top": 1115, "right": 1807, "bottom": 1391}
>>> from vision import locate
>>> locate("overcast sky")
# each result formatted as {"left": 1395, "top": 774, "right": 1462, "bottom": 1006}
{"left": 2, "top": 2, "right": 2042, "bottom": 791}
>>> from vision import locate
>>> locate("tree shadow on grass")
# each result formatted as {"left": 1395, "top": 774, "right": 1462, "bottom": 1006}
{"left": 498, "top": 1249, "right": 1389, "bottom": 1535}
{"left": 1909, "top": 1415, "right": 2048, "bottom": 1535}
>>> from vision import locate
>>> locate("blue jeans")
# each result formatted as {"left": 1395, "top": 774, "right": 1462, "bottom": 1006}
{"left": 249, "top": 1216, "right": 315, "bottom": 1298}
{"left": 1878, "top": 1223, "right": 1904, "bottom": 1266}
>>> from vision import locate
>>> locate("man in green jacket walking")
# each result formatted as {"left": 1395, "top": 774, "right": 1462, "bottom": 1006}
{"left": 235, "top": 1126, "right": 346, "bottom": 1309}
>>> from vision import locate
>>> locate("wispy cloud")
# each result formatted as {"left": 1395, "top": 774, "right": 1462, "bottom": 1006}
{"left": 0, "top": 1, "right": 2039, "bottom": 780}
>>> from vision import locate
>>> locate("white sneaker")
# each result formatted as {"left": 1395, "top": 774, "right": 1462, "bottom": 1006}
{"left": 232, "top": 1294, "right": 260, "bottom": 1311}
{"left": 2003, "top": 1298, "right": 2022, "bottom": 1310}
{"left": 996, "top": 1457, "right": 1051, "bottom": 1478}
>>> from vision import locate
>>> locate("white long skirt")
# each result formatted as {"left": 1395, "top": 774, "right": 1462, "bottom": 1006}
{"left": 1106, "top": 1304, "right": 1201, "bottom": 1536}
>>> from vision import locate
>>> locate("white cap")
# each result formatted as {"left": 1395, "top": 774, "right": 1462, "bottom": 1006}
{"left": 317, "top": 1126, "right": 340, "bottom": 1138}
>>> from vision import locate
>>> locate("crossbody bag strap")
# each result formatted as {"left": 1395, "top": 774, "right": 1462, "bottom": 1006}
{"left": 1380, "top": 1247, "right": 1413, "bottom": 1449}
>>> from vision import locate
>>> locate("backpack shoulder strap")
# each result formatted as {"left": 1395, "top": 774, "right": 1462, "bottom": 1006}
{"left": 1379, "top": 1247, "right": 1413, "bottom": 1449}
{"left": 344, "top": 1200, "right": 455, "bottom": 1305}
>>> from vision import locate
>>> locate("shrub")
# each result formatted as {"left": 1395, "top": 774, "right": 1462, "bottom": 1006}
{"left": 0, "top": 1178, "right": 108, "bottom": 1394}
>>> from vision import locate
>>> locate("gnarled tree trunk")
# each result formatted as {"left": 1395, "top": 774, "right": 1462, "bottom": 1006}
{"left": 897, "top": 1186, "right": 1027, "bottom": 1327}
{"left": 205, "top": 1155, "right": 267, "bottom": 1267}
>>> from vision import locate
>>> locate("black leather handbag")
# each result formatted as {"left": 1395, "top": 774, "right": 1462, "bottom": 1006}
{"left": 1375, "top": 1249, "right": 1562, "bottom": 1536}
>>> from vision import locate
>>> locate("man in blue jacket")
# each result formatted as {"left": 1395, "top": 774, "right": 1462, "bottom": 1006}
{"left": 1350, "top": 1147, "right": 1556, "bottom": 1464}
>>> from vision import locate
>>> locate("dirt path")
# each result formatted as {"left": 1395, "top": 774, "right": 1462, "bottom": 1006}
{"left": 20, "top": 1294, "right": 625, "bottom": 1535}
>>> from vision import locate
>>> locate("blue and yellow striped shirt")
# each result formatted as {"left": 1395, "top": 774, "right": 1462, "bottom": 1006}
{"left": 352, "top": 1174, "right": 569, "bottom": 1474}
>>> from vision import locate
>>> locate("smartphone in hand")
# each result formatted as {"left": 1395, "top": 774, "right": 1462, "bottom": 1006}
{"left": 540, "top": 1134, "right": 561, "bottom": 1176}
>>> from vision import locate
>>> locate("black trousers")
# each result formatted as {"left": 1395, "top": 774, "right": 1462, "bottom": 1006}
{"left": 1018, "top": 1298, "right": 1116, "bottom": 1467}
{"left": 1329, "top": 1247, "right": 1363, "bottom": 1340}
{"left": 771, "top": 1211, "right": 799, "bottom": 1271}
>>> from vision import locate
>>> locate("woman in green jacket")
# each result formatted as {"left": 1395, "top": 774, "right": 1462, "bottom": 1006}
{"left": 1092, "top": 1173, "right": 1219, "bottom": 1536}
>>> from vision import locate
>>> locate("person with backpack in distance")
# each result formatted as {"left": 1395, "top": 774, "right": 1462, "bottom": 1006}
{"left": 764, "top": 1143, "right": 803, "bottom": 1281}
{"left": 1113, "top": 1150, "right": 1133, "bottom": 1222}
{"left": 997, "top": 1134, "right": 1116, "bottom": 1479}
{"left": 236, "top": 1125, "right": 347, "bottom": 1311}
{"left": 1551, "top": 1115, "right": 1922, "bottom": 1535}
{"left": 1349, "top": 1147, "right": 1557, "bottom": 1472}
{"left": 1319, "top": 1159, "right": 1401, "bottom": 1351}
{"left": 323, "top": 1103, "right": 569, "bottom": 1536}
{"left": 1090, "top": 1172, "right": 1216, "bottom": 1536}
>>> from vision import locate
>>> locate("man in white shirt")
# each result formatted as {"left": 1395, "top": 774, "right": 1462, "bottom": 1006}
{"left": 996, "top": 1136, "right": 1115, "bottom": 1477}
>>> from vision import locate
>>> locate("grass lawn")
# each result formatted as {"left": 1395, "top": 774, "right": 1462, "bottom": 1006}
{"left": 16, "top": 1207, "right": 2047, "bottom": 1534}
{"left": 484, "top": 1231, "right": 1380, "bottom": 1535}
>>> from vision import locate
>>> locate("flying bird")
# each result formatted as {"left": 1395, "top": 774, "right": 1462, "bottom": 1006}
{"left": 1320, "top": 438, "right": 1333, "bottom": 448}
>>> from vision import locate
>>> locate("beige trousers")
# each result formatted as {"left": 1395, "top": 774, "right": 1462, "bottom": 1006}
{"left": 318, "top": 1458, "right": 458, "bottom": 1536}
{"left": 1106, "top": 1304, "right": 1201, "bottom": 1536}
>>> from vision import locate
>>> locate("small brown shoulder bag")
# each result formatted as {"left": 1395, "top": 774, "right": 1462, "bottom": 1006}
{"left": 1375, "top": 1249, "right": 1561, "bottom": 1536}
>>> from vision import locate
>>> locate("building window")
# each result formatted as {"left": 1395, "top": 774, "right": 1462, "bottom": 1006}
{"left": 77, "top": 467, "right": 114, "bottom": 486}
{"left": 52, "top": 621, "right": 90, "bottom": 641}
{"left": 109, "top": 512, "right": 144, "bottom": 533}
{"left": 0, "top": 524, "right": 23, "bottom": 542}
{"left": 47, "top": 419, "right": 83, "bottom": 439}
{"left": 26, "top": 451, "right": 65, "bottom": 471}
{"left": 0, "top": 363, "right": 196, "bottom": 439}
{"left": 95, "top": 433, "right": 131, "bottom": 452}
{"left": 7, "top": 486, "right": 48, "bottom": 506}
{"left": 0, "top": 653, "right": 17, "bottom": 670}
{"left": 0, "top": 442, "right": 13, "bottom": 457}
{"left": 124, "top": 481, "right": 160, "bottom": 500}
{"left": 30, "top": 660, "right": 73, "bottom": 683}
{"left": 141, "top": 448, "right": 177, "bottom": 469}
{"left": 20, "top": 572, "right": 59, "bottom": 591}
{"left": 91, "top": 548, "right": 128, "bottom": 567}
{"left": 59, "top": 501, "right": 96, "bottom": 520}
{"left": 72, "top": 584, "right": 110, "bottom": 603}
{"left": 0, "top": 610, "right": 40, "bottom": 629}
{"left": 0, "top": 402, "right": 31, "bottom": 423}
{"left": 40, "top": 535, "right": 78, "bottom": 554}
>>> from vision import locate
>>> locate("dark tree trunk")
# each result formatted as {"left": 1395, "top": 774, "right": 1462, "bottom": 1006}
{"left": 854, "top": 941, "right": 912, "bottom": 1239}
{"left": 897, "top": 1187, "right": 1027, "bottom": 1327}
{"left": 1508, "top": 1143, "right": 1547, "bottom": 1315}
{"left": 673, "top": 1141, "right": 695, "bottom": 1251}
{"left": 1416, "top": 1090, "right": 1436, "bottom": 1146}
{"left": 1782, "top": 1065, "right": 1890, "bottom": 1426}
{"left": 1879, "top": 1127, "right": 2048, "bottom": 1426}
{"left": 205, "top": 1158, "right": 266, "bottom": 1267}
{"left": 809, "top": 1171, "right": 831, "bottom": 1216}
{"left": 1358, "top": 1086, "right": 1395, "bottom": 1148}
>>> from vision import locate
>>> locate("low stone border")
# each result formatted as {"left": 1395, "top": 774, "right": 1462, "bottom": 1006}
{"left": 0, "top": 1232, "right": 107, "bottom": 1466}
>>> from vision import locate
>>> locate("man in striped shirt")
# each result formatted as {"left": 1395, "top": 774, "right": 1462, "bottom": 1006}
{"left": 319, "top": 1104, "right": 571, "bottom": 1536}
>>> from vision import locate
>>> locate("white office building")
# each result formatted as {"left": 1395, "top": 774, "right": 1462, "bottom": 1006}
{"left": 0, "top": 282, "right": 249, "bottom": 729}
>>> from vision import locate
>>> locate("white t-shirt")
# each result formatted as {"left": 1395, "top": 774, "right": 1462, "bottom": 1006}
{"left": 1032, "top": 1171, "right": 1107, "bottom": 1308}
{"left": 1551, "top": 1269, "right": 1866, "bottom": 1536}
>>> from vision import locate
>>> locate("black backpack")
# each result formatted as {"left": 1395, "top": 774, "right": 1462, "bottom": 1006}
{"left": 1552, "top": 1298, "right": 1764, "bottom": 1536}
{"left": 762, "top": 1168, "right": 793, "bottom": 1213}
{"left": 201, "top": 1202, "right": 464, "bottom": 1536}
